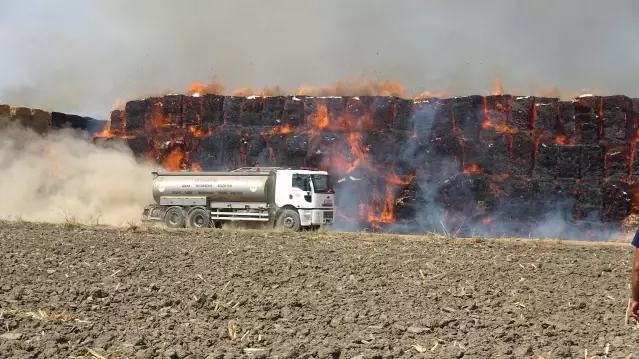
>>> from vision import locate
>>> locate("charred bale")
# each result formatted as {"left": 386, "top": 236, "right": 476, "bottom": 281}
{"left": 182, "top": 95, "right": 202, "bottom": 128}
{"left": 509, "top": 96, "right": 533, "bottom": 132}
{"left": 602, "top": 180, "right": 631, "bottom": 223}
{"left": 509, "top": 133, "right": 535, "bottom": 178}
{"left": 576, "top": 183, "right": 603, "bottom": 208}
{"left": 532, "top": 179, "right": 579, "bottom": 220}
{"left": 452, "top": 95, "right": 483, "bottom": 140}
{"left": 238, "top": 132, "right": 267, "bottom": 167}
{"left": 420, "top": 99, "right": 452, "bottom": 140}
{"left": 223, "top": 96, "right": 243, "bottom": 125}
{"left": 440, "top": 173, "right": 490, "bottom": 216}
{"left": 573, "top": 96, "right": 601, "bottom": 145}
{"left": 431, "top": 135, "right": 462, "bottom": 174}
{"left": 162, "top": 95, "right": 184, "bottom": 127}
{"left": 601, "top": 110, "right": 627, "bottom": 146}
{"left": 191, "top": 133, "right": 228, "bottom": 171}
{"left": 363, "top": 130, "right": 407, "bottom": 169}
{"left": 265, "top": 133, "right": 310, "bottom": 168}
{"left": 193, "top": 130, "right": 245, "bottom": 170}
{"left": 602, "top": 95, "right": 630, "bottom": 112}
{"left": 109, "top": 109, "right": 125, "bottom": 133}
{"left": 604, "top": 145, "right": 629, "bottom": 181}
{"left": 575, "top": 114, "right": 600, "bottom": 145}
{"left": 369, "top": 96, "right": 395, "bottom": 130}
{"left": 393, "top": 98, "right": 413, "bottom": 131}
{"left": 262, "top": 96, "right": 286, "bottom": 127}
{"left": 143, "top": 97, "right": 165, "bottom": 131}
{"left": 463, "top": 130, "right": 510, "bottom": 176}
{"left": 201, "top": 94, "right": 224, "bottom": 131}
{"left": 555, "top": 145, "right": 582, "bottom": 179}
{"left": 484, "top": 95, "right": 512, "bottom": 127}
{"left": 631, "top": 144, "right": 639, "bottom": 180}
{"left": 557, "top": 101, "right": 577, "bottom": 144}
{"left": 398, "top": 133, "right": 436, "bottom": 176}
{"left": 534, "top": 97, "right": 559, "bottom": 137}
{"left": 497, "top": 179, "right": 535, "bottom": 219}
{"left": 124, "top": 99, "right": 148, "bottom": 132}
{"left": 240, "top": 97, "right": 264, "bottom": 127}
{"left": 346, "top": 96, "right": 373, "bottom": 129}
{"left": 125, "top": 136, "right": 151, "bottom": 158}
{"left": 281, "top": 96, "right": 305, "bottom": 129}
{"left": 532, "top": 139, "right": 557, "bottom": 181}
{"left": 580, "top": 145, "right": 604, "bottom": 183}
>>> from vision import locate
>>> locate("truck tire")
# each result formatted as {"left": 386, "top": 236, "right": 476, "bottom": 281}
{"left": 276, "top": 209, "right": 301, "bottom": 231}
{"left": 187, "top": 208, "right": 210, "bottom": 229}
{"left": 164, "top": 206, "right": 186, "bottom": 228}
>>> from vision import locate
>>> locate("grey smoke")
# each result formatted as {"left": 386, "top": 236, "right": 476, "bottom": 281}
{"left": 1, "top": 0, "right": 639, "bottom": 119}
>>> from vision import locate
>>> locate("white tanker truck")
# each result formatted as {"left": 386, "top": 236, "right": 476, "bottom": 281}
{"left": 141, "top": 167, "right": 335, "bottom": 231}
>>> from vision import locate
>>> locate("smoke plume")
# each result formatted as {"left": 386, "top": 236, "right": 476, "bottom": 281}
{"left": 2, "top": 0, "right": 639, "bottom": 118}
{"left": 0, "top": 119, "right": 154, "bottom": 226}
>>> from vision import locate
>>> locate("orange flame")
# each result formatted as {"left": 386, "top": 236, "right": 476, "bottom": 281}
{"left": 555, "top": 134, "right": 567, "bottom": 145}
{"left": 463, "top": 163, "right": 482, "bottom": 174}
{"left": 480, "top": 217, "right": 492, "bottom": 224}
{"left": 261, "top": 124, "right": 293, "bottom": 136}
{"left": 163, "top": 148, "right": 187, "bottom": 172}
{"left": 188, "top": 125, "right": 213, "bottom": 138}
{"left": 187, "top": 76, "right": 225, "bottom": 96}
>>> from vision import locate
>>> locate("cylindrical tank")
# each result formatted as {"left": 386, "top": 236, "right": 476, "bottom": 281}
{"left": 152, "top": 171, "right": 273, "bottom": 203}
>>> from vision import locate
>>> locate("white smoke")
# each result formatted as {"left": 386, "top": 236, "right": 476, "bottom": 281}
{"left": 1, "top": 0, "right": 639, "bottom": 118}
{"left": 0, "top": 119, "right": 155, "bottom": 226}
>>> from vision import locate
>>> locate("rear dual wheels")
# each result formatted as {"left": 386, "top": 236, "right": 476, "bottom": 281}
{"left": 163, "top": 207, "right": 211, "bottom": 229}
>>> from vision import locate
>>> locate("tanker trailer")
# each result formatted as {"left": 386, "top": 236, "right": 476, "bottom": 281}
{"left": 142, "top": 167, "right": 335, "bottom": 231}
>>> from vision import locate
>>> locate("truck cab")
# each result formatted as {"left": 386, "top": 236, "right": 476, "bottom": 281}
{"left": 272, "top": 169, "right": 335, "bottom": 229}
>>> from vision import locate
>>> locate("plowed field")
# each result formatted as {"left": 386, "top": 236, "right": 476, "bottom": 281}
{"left": 0, "top": 221, "right": 638, "bottom": 359}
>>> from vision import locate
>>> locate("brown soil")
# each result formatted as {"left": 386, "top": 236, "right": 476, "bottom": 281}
{"left": 1, "top": 221, "right": 638, "bottom": 359}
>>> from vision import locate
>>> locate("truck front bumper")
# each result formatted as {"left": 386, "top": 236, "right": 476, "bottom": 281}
{"left": 299, "top": 209, "right": 335, "bottom": 226}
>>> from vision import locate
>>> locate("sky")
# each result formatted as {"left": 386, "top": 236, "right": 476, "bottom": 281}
{"left": 1, "top": 0, "right": 638, "bottom": 119}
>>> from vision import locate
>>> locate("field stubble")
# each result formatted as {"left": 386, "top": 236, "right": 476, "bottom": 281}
{"left": 0, "top": 221, "right": 638, "bottom": 358}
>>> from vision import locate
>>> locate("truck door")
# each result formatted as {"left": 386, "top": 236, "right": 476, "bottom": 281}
{"left": 291, "top": 174, "right": 312, "bottom": 204}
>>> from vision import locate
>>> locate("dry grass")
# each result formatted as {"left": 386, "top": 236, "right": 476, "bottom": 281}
{"left": 0, "top": 218, "right": 633, "bottom": 249}
{"left": 0, "top": 308, "right": 74, "bottom": 323}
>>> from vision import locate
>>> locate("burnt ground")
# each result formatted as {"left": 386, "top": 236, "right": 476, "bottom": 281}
{"left": 1, "top": 222, "right": 639, "bottom": 359}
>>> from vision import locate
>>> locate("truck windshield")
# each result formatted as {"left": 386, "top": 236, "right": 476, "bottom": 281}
{"left": 311, "top": 174, "right": 334, "bottom": 193}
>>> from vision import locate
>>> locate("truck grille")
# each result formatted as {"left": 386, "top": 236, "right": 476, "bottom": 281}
{"left": 324, "top": 211, "right": 334, "bottom": 220}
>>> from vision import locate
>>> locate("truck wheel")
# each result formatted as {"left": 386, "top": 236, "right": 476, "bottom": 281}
{"left": 277, "top": 209, "right": 301, "bottom": 231}
{"left": 187, "top": 208, "right": 210, "bottom": 229}
{"left": 164, "top": 207, "right": 185, "bottom": 228}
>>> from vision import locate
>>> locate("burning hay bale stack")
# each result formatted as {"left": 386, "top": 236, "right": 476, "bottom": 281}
{"left": 96, "top": 93, "right": 639, "bottom": 238}
{"left": 0, "top": 103, "right": 104, "bottom": 135}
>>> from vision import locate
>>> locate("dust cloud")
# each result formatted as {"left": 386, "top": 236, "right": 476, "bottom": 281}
{"left": 2, "top": 0, "right": 639, "bottom": 118}
{"left": 0, "top": 119, "right": 155, "bottom": 226}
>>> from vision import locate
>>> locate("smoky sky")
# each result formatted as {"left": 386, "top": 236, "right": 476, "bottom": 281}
{"left": 1, "top": 0, "right": 638, "bottom": 119}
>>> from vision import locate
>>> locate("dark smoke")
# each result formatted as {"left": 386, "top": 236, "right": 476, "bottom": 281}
{"left": 2, "top": 0, "right": 639, "bottom": 118}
